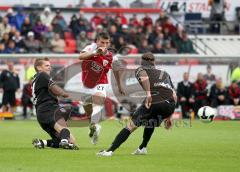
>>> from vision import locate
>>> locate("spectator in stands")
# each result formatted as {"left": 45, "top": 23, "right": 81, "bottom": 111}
{"left": 92, "top": 0, "right": 107, "bottom": 8}
{"left": 228, "top": 80, "right": 240, "bottom": 106}
{"left": 33, "top": 19, "right": 47, "bottom": 40}
{"left": 43, "top": 25, "right": 54, "bottom": 42}
{"left": 1, "top": 32, "right": 10, "bottom": 46}
{"left": 53, "top": 9, "right": 68, "bottom": 31}
{"left": 116, "top": 13, "right": 128, "bottom": 25}
{"left": 40, "top": 7, "right": 54, "bottom": 27}
{"left": 209, "top": 77, "right": 228, "bottom": 107}
{"left": 0, "top": 17, "right": 11, "bottom": 39}
{"left": 24, "top": 32, "right": 40, "bottom": 53}
{"left": 193, "top": 73, "right": 208, "bottom": 116}
{"left": 134, "top": 27, "right": 146, "bottom": 48}
{"left": 28, "top": 10, "right": 39, "bottom": 27}
{"left": 78, "top": 11, "right": 89, "bottom": 26}
{"left": 152, "top": 42, "right": 165, "bottom": 54}
{"left": 114, "top": 16, "right": 124, "bottom": 32}
{"left": 208, "top": 0, "right": 227, "bottom": 33}
{"left": 177, "top": 72, "right": 195, "bottom": 118}
{"left": 172, "top": 24, "right": 184, "bottom": 49}
{"left": 91, "top": 25, "right": 104, "bottom": 40}
{"left": 156, "top": 11, "right": 168, "bottom": 25}
{"left": 77, "top": 0, "right": 88, "bottom": 8}
{"left": 129, "top": 14, "right": 140, "bottom": 27}
{"left": 163, "top": 27, "right": 172, "bottom": 41}
{"left": 12, "top": 31, "right": 25, "bottom": 53}
{"left": 130, "top": 0, "right": 144, "bottom": 8}
{"left": 163, "top": 40, "right": 177, "bottom": 54}
{"left": 6, "top": 8, "right": 16, "bottom": 28}
{"left": 8, "top": 26, "right": 17, "bottom": 40}
{"left": 40, "top": 36, "right": 52, "bottom": 53}
{"left": 51, "top": 18, "right": 64, "bottom": 38}
{"left": 90, "top": 13, "right": 103, "bottom": 29}
{"left": 69, "top": 14, "right": 79, "bottom": 37}
{"left": 76, "top": 31, "right": 90, "bottom": 52}
{"left": 21, "top": 16, "right": 32, "bottom": 38}
{"left": 204, "top": 64, "right": 216, "bottom": 85}
{"left": 21, "top": 78, "right": 33, "bottom": 119}
{"left": 4, "top": 39, "right": 20, "bottom": 54}
{"left": 148, "top": 26, "right": 162, "bottom": 45}
{"left": 177, "top": 31, "right": 196, "bottom": 54}
{"left": 138, "top": 39, "right": 152, "bottom": 53}
{"left": 128, "top": 27, "right": 138, "bottom": 46}
{"left": 142, "top": 13, "right": 153, "bottom": 28}
{"left": 50, "top": 33, "right": 66, "bottom": 53}
{"left": 0, "top": 43, "right": 6, "bottom": 53}
{"left": 109, "top": 0, "right": 121, "bottom": 8}
{"left": 154, "top": 32, "right": 165, "bottom": 46}
{"left": 161, "top": 17, "right": 176, "bottom": 35}
{"left": 15, "top": 6, "right": 26, "bottom": 31}
{"left": 76, "top": 18, "right": 88, "bottom": 37}
{"left": 120, "top": 24, "right": 130, "bottom": 43}
{"left": 0, "top": 61, "right": 20, "bottom": 113}
{"left": 109, "top": 24, "right": 120, "bottom": 47}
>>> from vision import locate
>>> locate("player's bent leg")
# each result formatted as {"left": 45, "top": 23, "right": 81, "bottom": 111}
{"left": 89, "top": 92, "right": 105, "bottom": 145}
{"left": 132, "top": 127, "right": 155, "bottom": 155}
{"left": 54, "top": 121, "right": 79, "bottom": 150}
{"left": 97, "top": 120, "right": 138, "bottom": 157}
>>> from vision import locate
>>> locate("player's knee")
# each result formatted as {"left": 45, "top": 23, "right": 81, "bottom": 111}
{"left": 127, "top": 120, "right": 137, "bottom": 132}
{"left": 92, "top": 94, "right": 105, "bottom": 105}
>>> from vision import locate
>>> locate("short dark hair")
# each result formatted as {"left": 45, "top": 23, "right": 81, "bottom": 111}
{"left": 141, "top": 52, "right": 155, "bottom": 67}
{"left": 34, "top": 57, "right": 49, "bottom": 72}
{"left": 96, "top": 32, "right": 110, "bottom": 40}
{"left": 142, "top": 52, "right": 155, "bottom": 61}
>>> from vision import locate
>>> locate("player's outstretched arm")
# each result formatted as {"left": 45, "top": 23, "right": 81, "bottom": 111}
{"left": 112, "top": 60, "right": 125, "bottom": 95}
{"left": 78, "top": 51, "right": 96, "bottom": 60}
{"left": 49, "top": 84, "right": 69, "bottom": 98}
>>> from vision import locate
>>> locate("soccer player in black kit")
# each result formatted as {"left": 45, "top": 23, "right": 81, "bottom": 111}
{"left": 97, "top": 52, "right": 177, "bottom": 156}
{"left": 32, "top": 58, "right": 78, "bottom": 150}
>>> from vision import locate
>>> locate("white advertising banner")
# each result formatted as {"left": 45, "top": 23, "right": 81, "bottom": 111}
{"left": 158, "top": 0, "right": 240, "bottom": 21}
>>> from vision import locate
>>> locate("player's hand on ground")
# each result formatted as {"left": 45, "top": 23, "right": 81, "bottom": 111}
{"left": 164, "top": 118, "right": 173, "bottom": 130}
{"left": 145, "top": 94, "right": 152, "bottom": 109}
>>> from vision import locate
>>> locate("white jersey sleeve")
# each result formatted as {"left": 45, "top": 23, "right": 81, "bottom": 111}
{"left": 81, "top": 43, "right": 97, "bottom": 53}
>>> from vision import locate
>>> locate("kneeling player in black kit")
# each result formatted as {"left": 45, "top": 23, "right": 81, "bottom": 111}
{"left": 97, "top": 52, "right": 177, "bottom": 156}
{"left": 32, "top": 57, "right": 78, "bottom": 150}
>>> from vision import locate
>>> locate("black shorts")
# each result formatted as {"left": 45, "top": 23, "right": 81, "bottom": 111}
{"left": 2, "top": 90, "right": 16, "bottom": 106}
{"left": 36, "top": 103, "right": 72, "bottom": 139}
{"left": 131, "top": 99, "right": 175, "bottom": 128}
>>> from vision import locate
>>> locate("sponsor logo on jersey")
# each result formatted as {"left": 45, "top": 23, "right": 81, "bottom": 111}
{"left": 103, "top": 59, "right": 109, "bottom": 67}
{"left": 154, "top": 82, "right": 173, "bottom": 90}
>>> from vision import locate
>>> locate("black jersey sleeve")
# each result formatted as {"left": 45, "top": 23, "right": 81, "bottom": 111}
{"left": 135, "top": 67, "right": 145, "bottom": 81}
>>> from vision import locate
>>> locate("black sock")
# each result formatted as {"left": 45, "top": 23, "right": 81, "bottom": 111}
{"left": 139, "top": 127, "right": 155, "bottom": 149}
{"left": 60, "top": 128, "right": 70, "bottom": 141}
{"left": 47, "top": 139, "right": 60, "bottom": 148}
{"left": 107, "top": 128, "right": 131, "bottom": 152}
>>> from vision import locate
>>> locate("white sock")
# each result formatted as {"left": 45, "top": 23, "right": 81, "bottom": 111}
{"left": 42, "top": 140, "right": 47, "bottom": 146}
{"left": 91, "top": 105, "right": 102, "bottom": 117}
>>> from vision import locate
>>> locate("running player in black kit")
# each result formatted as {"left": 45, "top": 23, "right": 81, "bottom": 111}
{"left": 32, "top": 58, "right": 78, "bottom": 150}
{"left": 97, "top": 52, "right": 177, "bottom": 156}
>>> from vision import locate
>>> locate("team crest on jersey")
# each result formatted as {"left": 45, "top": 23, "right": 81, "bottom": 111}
{"left": 103, "top": 60, "right": 109, "bottom": 66}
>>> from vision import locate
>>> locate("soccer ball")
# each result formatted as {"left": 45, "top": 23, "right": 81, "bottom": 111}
{"left": 197, "top": 106, "right": 216, "bottom": 123}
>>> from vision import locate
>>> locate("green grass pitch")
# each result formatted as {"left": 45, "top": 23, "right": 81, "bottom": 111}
{"left": 0, "top": 120, "right": 239, "bottom": 172}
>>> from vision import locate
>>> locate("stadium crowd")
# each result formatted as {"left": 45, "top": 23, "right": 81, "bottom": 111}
{"left": 0, "top": 6, "right": 196, "bottom": 54}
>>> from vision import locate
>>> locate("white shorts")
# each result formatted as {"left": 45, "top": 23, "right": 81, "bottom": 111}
{"left": 81, "top": 84, "right": 107, "bottom": 105}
